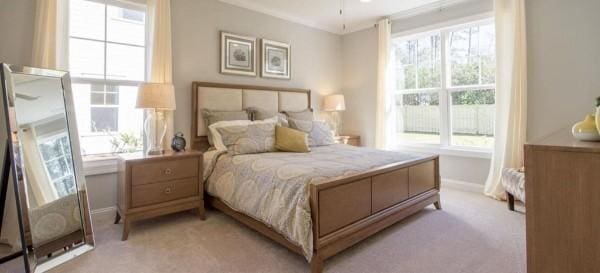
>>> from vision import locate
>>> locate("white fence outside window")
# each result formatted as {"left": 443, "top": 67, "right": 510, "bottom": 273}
{"left": 399, "top": 105, "right": 494, "bottom": 136}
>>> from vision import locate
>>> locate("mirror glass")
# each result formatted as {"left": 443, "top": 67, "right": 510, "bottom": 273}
{"left": 11, "top": 73, "right": 83, "bottom": 251}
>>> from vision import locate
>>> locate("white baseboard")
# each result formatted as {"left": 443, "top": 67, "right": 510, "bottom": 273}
{"left": 442, "top": 178, "right": 484, "bottom": 193}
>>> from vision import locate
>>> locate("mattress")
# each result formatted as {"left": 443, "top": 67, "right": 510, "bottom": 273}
{"left": 204, "top": 144, "right": 426, "bottom": 261}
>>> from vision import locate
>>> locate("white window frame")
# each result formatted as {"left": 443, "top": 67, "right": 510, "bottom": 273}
{"left": 392, "top": 15, "right": 495, "bottom": 159}
{"left": 68, "top": 0, "right": 148, "bottom": 174}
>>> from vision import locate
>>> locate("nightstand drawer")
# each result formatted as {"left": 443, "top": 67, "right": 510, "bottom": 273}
{"left": 131, "top": 177, "right": 199, "bottom": 208}
{"left": 131, "top": 157, "right": 199, "bottom": 186}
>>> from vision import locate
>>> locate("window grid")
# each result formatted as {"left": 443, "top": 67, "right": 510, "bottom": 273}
{"left": 38, "top": 134, "right": 76, "bottom": 198}
{"left": 69, "top": 0, "right": 146, "bottom": 86}
{"left": 394, "top": 18, "right": 495, "bottom": 150}
{"left": 69, "top": 0, "right": 146, "bottom": 155}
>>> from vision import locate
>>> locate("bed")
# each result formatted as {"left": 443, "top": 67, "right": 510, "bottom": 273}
{"left": 191, "top": 82, "right": 441, "bottom": 273}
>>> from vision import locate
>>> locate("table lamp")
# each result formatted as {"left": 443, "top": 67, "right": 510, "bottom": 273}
{"left": 136, "top": 83, "right": 176, "bottom": 155}
{"left": 323, "top": 94, "right": 346, "bottom": 136}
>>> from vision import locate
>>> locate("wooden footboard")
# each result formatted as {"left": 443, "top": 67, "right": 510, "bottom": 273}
{"left": 309, "top": 156, "right": 440, "bottom": 272}
{"left": 206, "top": 156, "right": 440, "bottom": 273}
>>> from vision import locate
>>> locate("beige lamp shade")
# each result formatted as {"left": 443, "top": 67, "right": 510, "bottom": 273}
{"left": 323, "top": 94, "right": 346, "bottom": 111}
{"left": 136, "top": 83, "right": 176, "bottom": 110}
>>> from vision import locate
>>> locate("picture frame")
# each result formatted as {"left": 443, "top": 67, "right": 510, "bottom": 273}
{"left": 261, "top": 39, "right": 291, "bottom": 80}
{"left": 220, "top": 31, "right": 257, "bottom": 77}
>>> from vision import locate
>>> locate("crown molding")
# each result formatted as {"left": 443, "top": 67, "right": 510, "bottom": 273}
{"left": 218, "top": 0, "right": 343, "bottom": 35}
{"left": 389, "top": 0, "right": 473, "bottom": 20}
{"left": 219, "top": 0, "right": 479, "bottom": 36}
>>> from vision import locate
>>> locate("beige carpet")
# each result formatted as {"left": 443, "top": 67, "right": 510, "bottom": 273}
{"left": 49, "top": 188, "right": 526, "bottom": 273}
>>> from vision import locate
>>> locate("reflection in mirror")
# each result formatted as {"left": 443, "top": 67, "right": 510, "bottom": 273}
{"left": 12, "top": 74, "right": 83, "bottom": 258}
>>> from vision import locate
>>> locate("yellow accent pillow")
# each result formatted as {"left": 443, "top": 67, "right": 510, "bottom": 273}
{"left": 275, "top": 125, "right": 310, "bottom": 153}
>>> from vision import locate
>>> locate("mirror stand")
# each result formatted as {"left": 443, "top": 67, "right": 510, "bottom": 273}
{"left": 0, "top": 139, "right": 28, "bottom": 271}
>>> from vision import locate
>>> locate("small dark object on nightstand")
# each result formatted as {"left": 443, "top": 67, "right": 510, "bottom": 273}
{"left": 171, "top": 132, "right": 187, "bottom": 152}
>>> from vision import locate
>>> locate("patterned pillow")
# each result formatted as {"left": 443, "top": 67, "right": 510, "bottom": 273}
{"left": 208, "top": 119, "right": 254, "bottom": 151}
{"left": 203, "top": 109, "right": 250, "bottom": 146}
{"left": 284, "top": 109, "right": 314, "bottom": 121}
{"left": 216, "top": 121, "right": 277, "bottom": 155}
{"left": 288, "top": 118, "right": 335, "bottom": 147}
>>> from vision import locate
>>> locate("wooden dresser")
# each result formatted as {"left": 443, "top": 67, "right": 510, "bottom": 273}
{"left": 116, "top": 150, "right": 204, "bottom": 240}
{"left": 525, "top": 129, "right": 600, "bottom": 273}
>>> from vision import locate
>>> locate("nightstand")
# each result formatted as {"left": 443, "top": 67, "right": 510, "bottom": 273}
{"left": 115, "top": 150, "right": 204, "bottom": 240}
{"left": 334, "top": 135, "right": 361, "bottom": 146}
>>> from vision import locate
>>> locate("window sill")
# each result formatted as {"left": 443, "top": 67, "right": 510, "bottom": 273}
{"left": 395, "top": 144, "right": 492, "bottom": 159}
{"left": 83, "top": 155, "right": 119, "bottom": 176}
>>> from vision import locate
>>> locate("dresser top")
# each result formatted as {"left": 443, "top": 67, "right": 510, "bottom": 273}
{"left": 119, "top": 150, "right": 203, "bottom": 162}
{"left": 527, "top": 129, "right": 600, "bottom": 153}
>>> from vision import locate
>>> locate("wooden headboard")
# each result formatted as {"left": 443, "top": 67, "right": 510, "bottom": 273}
{"left": 191, "top": 82, "right": 311, "bottom": 151}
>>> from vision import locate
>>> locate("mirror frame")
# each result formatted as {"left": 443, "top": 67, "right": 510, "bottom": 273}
{"left": 0, "top": 63, "right": 95, "bottom": 272}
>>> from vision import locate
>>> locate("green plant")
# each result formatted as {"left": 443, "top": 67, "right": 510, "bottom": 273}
{"left": 596, "top": 96, "right": 600, "bottom": 107}
{"left": 109, "top": 132, "right": 142, "bottom": 153}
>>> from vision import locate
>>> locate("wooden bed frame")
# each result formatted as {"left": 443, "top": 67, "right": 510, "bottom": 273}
{"left": 191, "top": 82, "right": 441, "bottom": 273}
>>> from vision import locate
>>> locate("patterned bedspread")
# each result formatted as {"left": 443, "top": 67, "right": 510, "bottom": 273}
{"left": 204, "top": 144, "right": 425, "bottom": 261}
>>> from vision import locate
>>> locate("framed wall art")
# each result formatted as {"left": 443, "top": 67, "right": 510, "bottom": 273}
{"left": 261, "top": 39, "right": 290, "bottom": 80}
{"left": 220, "top": 31, "right": 256, "bottom": 76}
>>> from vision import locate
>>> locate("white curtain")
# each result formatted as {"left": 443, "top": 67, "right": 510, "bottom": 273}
{"left": 21, "top": 128, "right": 57, "bottom": 205}
{"left": 375, "top": 18, "right": 397, "bottom": 150}
{"left": 31, "top": 0, "right": 68, "bottom": 69}
{"left": 484, "top": 0, "right": 528, "bottom": 199}
{"left": 147, "top": 0, "right": 175, "bottom": 150}
{"left": 31, "top": 0, "right": 58, "bottom": 68}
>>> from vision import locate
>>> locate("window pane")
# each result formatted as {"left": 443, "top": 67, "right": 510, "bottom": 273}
{"left": 91, "top": 107, "right": 118, "bottom": 132}
{"left": 106, "top": 93, "right": 119, "bottom": 105}
{"left": 106, "top": 43, "right": 145, "bottom": 81}
{"left": 44, "top": 158, "right": 70, "bottom": 180}
{"left": 450, "top": 27, "right": 480, "bottom": 86}
{"left": 69, "top": 38, "right": 104, "bottom": 79}
{"left": 107, "top": 5, "right": 146, "bottom": 46}
{"left": 39, "top": 140, "right": 63, "bottom": 161}
{"left": 480, "top": 24, "right": 496, "bottom": 84}
{"left": 397, "top": 92, "right": 440, "bottom": 144}
{"left": 416, "top": 35, "right": 441, "bottom": 89}
{"left": 451, "top": 89, "right": 495, "bottom": 148}
{"left": 450, "top": 24, "right": 496, "bottom": 86}
{"left": 73, "top": 84, "right": 143, "bottom": 155}
{"left": 395, "top": 40, "right": 416, "bottom": 90}
{"left": 54, "top": 176, "right": 77, "bottom": 197}
{"left": 91, "top": 92, "right": 104, "bottom": 104}
{"left": 69, "top": 0, "right": 105, "bottom": 40}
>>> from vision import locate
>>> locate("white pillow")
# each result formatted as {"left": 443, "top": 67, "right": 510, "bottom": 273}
{"left": 208, "top": 117, "right": 278, "bottom": 151}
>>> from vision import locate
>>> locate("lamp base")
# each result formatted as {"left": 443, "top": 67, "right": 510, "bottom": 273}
{"left": 331, "top": 111, "right": 342, "bottom": 136}
{"left": 144, "top": 109, "right": 167, "bottom": 156}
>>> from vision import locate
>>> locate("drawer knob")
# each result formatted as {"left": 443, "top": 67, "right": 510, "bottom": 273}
{"left": 164, "top": 187, "right": 172, "bottom": 194}
{"left": 164, "top": 168, "right": 173, "bottom": 175}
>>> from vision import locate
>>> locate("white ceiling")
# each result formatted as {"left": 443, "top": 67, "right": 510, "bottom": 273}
{"left": 219, "top": 0, "right": 471, "bottom": 34}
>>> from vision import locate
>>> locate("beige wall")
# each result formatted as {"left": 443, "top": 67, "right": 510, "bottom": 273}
{"left": 0, "top": 0, "right": 35, "bottom": 66}
{"left": 526, "top": 0, "right": 600, "bottom": 141}
{"left": 340, "top": 28, "right": 378, "bottom": 148}
{"left": 171, "top": 0, "right": 342, "bottom": 140}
